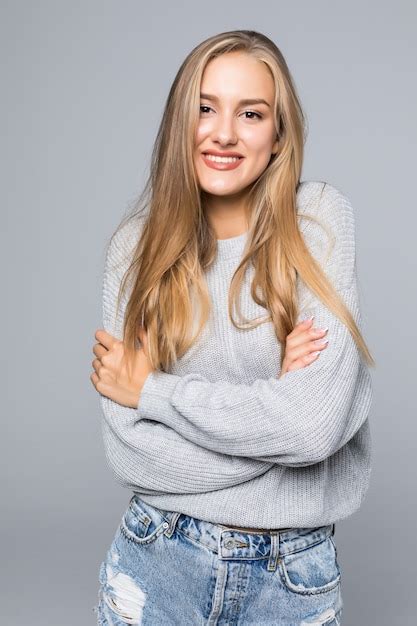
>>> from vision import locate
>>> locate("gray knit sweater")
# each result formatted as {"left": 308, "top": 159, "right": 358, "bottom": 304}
{"left": 99, "top": 180, "right": 373, "bottom": 528}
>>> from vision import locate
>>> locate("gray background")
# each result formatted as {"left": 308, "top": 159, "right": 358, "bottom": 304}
{"left": 2, "top": 1, "right": 415, "bottom": 624}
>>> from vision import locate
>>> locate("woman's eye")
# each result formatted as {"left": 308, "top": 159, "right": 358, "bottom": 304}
{"left": 199, "top": 105, "right": 212, "bottom": 114}
{"left": 243, "top": 111, "right": 262, "bottom": 120}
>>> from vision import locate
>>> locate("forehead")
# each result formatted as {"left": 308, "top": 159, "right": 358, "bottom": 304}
{"left": 201, "top": 52, "right": 275, "bottom": 101}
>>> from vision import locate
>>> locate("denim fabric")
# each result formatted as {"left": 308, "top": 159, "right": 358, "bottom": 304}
{"left": 93, "top": 495, "right": 343, "bottom": 625}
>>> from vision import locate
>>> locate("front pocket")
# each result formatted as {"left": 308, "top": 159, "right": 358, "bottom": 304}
{"left": 119, "top": 497, "right": 169, "bottom": 546}
{"left": 279, "top": 536, "right": 341, "bottom": 595}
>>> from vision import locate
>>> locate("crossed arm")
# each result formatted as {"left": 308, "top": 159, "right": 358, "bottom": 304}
{"left": 96, "top": 183, "right": 372, "bottom": 492}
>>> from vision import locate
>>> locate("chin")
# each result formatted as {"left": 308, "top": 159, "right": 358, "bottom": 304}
{"left": 198, "top": 175, "right": 248, "bottom": 194}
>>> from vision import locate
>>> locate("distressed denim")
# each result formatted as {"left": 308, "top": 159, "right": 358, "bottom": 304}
{"left": 93, "top": 495, "right": 343, "bottom": 625}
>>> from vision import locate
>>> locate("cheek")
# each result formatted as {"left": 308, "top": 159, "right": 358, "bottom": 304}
{"left": 195, "top": 120, "right": 211, "bottom": 144}
{"left": 242, "top": 127, "right": 275, "bottom": 155}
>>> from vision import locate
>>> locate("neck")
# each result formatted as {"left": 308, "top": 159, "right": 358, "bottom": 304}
{"left": 202, "top": 189, "right": 250, "bottom": 240}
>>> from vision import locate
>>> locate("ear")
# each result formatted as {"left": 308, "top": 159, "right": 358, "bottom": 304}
{"left": 271, "top": 135, "right": 280, "bottom": 155}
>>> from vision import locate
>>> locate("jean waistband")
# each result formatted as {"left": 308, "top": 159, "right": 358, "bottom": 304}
{"left": 128, "top": 495, "right": 335, "bottom": 572}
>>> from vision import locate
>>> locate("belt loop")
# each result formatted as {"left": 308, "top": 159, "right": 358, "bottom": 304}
{"left": 331, "top": 523, "right": 335, "bottom": 536}
{"left": 163, "top": 511, "right": 181, "bottom": 538}
{"left": 267, "top": 531, "right": 280, "bottom": 572}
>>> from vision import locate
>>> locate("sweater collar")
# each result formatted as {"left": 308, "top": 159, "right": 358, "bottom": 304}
{"left": 215, "top": 230, "right": 249, "bottom": 261}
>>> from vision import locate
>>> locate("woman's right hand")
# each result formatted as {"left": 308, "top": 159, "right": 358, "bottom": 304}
{"left": 279, "top": 317, "right": 329, "bottom": 379}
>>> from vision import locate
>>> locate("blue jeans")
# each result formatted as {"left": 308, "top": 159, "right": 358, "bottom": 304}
{"left": 94, "top": 495, "right": 343, "bottom": 625}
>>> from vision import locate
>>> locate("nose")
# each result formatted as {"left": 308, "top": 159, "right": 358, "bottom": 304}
{"left": 212, "top": 112, "right": 238, "bottom": 146}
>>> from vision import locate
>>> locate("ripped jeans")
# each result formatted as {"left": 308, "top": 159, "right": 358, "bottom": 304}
{"left": 93, "top": 495, "right": 343, "bottom": 625}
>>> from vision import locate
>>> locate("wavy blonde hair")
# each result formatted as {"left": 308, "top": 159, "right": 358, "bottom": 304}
{"left": 109, "top": 29, "right": 375, "bottom": 374}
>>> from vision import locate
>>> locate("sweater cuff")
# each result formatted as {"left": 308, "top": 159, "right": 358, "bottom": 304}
{"left": 137, "top": 370, "right": 181, "bottom": 418}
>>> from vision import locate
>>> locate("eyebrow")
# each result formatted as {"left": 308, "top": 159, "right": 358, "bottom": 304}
{"left": 200, "top": 92, "right": 271, "bottom": 108}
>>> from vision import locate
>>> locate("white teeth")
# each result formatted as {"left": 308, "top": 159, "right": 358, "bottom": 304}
{"left": 204, "top": 154, "right": 241, "bottom": 163}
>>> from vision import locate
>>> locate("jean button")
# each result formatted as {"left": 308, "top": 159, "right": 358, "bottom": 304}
{"left": 162, "top": 522, "right": 169, "bottom": 529}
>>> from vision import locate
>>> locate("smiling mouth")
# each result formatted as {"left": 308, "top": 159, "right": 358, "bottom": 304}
{"left": 201, "top": 153, "right": 244, "bottom": 170}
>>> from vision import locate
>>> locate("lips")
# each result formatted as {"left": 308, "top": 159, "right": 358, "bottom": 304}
{"left": 201, "top": 152, "right": 244, "bottom": 171}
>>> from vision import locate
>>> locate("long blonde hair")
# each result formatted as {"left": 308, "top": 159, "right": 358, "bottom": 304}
{"left": 109, "top": 29, "right": 375, "bottom": 374}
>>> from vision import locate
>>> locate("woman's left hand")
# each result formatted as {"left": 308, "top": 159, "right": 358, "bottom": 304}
{"left": 90, "top": 328, "right": 155, "bottom": 408}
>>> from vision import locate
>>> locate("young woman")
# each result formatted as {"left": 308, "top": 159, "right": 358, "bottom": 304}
{"left": 90, "top": 30, "right": 374, "bottom": 626}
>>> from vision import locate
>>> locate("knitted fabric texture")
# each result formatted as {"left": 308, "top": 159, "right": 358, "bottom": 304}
{"left": 99, "top": 180, "right": 373, "bottom": 528}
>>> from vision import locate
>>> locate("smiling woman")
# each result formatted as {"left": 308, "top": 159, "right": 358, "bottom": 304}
{"left": 91, "top": 29, "right": 373, "bottom": 625}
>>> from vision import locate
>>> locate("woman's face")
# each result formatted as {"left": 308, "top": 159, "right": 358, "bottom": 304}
{"left": 194, "top": 52, "right": 279, "bottom": 199}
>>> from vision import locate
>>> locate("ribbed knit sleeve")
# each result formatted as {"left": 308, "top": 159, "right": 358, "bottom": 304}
{"left": 136, "top": 184, "right": 373, "bottom": 465}
{"left": 99, "top": 217, "right": 274, "bottom": 493}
